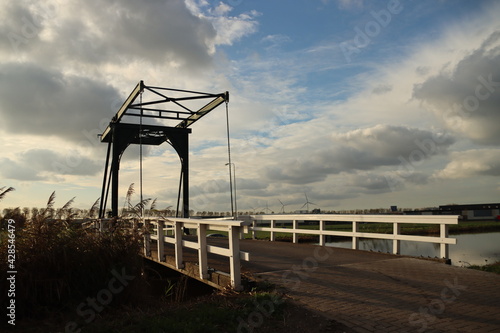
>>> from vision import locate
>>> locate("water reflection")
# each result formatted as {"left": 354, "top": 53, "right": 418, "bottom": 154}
{"left": 325, "top": 232, "right": 500, "bottom": 266}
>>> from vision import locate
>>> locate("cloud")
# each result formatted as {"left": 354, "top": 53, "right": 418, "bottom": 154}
{"left": 0, "top": 158, "right": 44, "bottom": 181}
{"left": 372, "top": 84, "right": 393, "bottom": 95}
{"left": 0, "top": 0, "right": 262, "bottom": 146}
{"left": 0, "top": 63, "right": 120, "bottom": 143}
{"left": 413, "top": 31, "right": 500, "bottom": 145}
{"left": 184, "top": 0, "right": 259, "bottom": 48}
{"left": 204, "top": 10, "right": 259, "bottom": 47}
{"left": 190, "top": 177, "right": 268, "bottom": 199}
{"left": 261, "top": 34, "right": 292, "bottom": 50}
{"left": 263, "top": 124, "right": 455, "bottom": 185}
{"left": 0, "top": 149, "right": 101, "bottom": 181}
{"left": 435, "top": 149, "right": 500, "bottom": 179}
{"left": 1, "top": 0, "right": 218, "bottom": 69}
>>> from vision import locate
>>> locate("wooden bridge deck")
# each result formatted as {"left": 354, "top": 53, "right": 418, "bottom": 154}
{"left": 148, "top": 237, "right": 500, "bottom": 332}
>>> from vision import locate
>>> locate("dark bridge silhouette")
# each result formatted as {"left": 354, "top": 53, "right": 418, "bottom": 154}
{"left": 98, "top": 81, "right": 228, "bottom": 218}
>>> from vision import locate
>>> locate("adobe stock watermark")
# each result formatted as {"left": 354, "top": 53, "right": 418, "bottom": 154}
{"left": 63, "top": 267, "right": 135, "bottom": 333}
{"left": 236, "top": 296, "right": 284, "bottom": 333}
{"left": 237, "top": 246, "right": 334, "bottom": 332}
{"left": 340, "top": 0, "right": 403, "bottom": 63}
{"left": 408, "top": 277, "right": 467, "bottom": 332}
{"left": 7, "top": 4, "right": 57, "bottom": 53}
{"left": 445, "top": 74, "right": 500, "bottom": 125}
{"left": 191, "top": 179, "right": 229, "bottom": 213}
{"left": 281, "top": 246, "right": 334, "bottom": 290}
{"left": 384, "top": 73, "right": 500, "bottom": 191}
{"left": 384, "top": 133, "right": 450, "bottom": 192}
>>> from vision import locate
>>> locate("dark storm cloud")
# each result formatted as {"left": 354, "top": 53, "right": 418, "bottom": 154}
{"left": 190, "top": 177, "right": 268, "bottom": 198}
{"left": 264, "top": 124, "right": 454, "bottom": 185}
{"left": 0, "top": 0, "right": 224, "bottom": 145}
{"left": 0, "top": 0, "right": 217, "bottom": 68}
{"left": 0, "top": 63, "right": 120, "bottom": 142}
{"left": 437, "top": 149, "right": 500, "bottom": 179}
{"left": 59, "top": 0, "right": 215, "bottom": 68}
{"left": 0, "top": 149, "right": 101, "bottom": 181}
{"left": 413, "top": 31, "right": 500, "bottom": 145}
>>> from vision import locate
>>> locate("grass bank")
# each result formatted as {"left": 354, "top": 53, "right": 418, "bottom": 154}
{"left": 13, "top": 264, "right": 343, "bottom": 333}
{"left": 467, "top": 261, "right": 500, "bottom": 274}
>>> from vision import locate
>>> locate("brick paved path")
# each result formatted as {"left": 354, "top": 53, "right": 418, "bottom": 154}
{"left": 239, "top": 239, "right": 500, "bottom": 333}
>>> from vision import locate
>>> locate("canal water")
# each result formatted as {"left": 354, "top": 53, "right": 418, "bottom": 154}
{"left": 325, "top": 232, "right": 500, "bottom": 266}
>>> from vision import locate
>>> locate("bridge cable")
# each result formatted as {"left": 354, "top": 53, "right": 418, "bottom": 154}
{"left": 225, "top": 99, "right": 234, "bottom": 219}
{"left": 139, "top": 91, "right": 144, "bottom": 219}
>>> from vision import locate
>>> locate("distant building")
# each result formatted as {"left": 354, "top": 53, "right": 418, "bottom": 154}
{"left": 403, "top": 203, "right": 500, "bottom": 220}
{"left": 438, "top": 203, "right": 500, "bottom": 221}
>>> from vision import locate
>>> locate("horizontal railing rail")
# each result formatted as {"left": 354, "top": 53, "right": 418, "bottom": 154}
{"left": 247, "top": 214, "right": 458, "bottom": 259}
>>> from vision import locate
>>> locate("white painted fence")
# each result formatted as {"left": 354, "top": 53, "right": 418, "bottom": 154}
{"left": 145, "top": 217, "right": 250, "bottom": 290}
{"left": 248, "top": 214, "right": 458, "bottom": 259}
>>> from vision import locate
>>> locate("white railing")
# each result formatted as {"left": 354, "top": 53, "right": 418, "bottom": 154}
{"left": 248, "top": 214, "right": 458, "bottom": 259}
{"left": 145, "top": 217, "right": 250, "bottom": 291}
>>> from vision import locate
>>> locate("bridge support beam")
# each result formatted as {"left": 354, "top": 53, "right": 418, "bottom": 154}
{"left": 99, "top": 124, "right": 191, "bottom": 218}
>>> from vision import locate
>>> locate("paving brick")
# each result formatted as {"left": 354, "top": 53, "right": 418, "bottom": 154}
{"left": 237, "top": 239, "right": 500, "bottom": 332}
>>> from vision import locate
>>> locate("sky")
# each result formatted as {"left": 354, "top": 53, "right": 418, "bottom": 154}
{"left": 0, "top": 0, "right": 499, "bottom": 214}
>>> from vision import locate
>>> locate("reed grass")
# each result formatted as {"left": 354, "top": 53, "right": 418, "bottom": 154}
{"left": 0, "top": 191, "right": 144, "bottom": 320}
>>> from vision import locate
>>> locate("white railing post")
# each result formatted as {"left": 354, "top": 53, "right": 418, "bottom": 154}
{"left": 157, "top": 220, "right": 165, "bottom": 262}
{"left": 229, "top": 225, "right": 242, "bottom": 290}
{"left": 175, "top": 222, "right": 184, "bottom": 269}
{"left": 319, "top": 220, "right": 325, "bottom": 246}
{"left": 352, "top": 221, "right": 359, "bottom": 250}
{"left": 293, "top": 220, "right": 298, "bottom": 243}
{"left": 252, "top": 219, "right": 256, "bottom": 239}
{"left": 393, "top": 222, "right": 401, "bottom": 255}
{"left": 270, "top": 220, "right": 275, "bottom": 242}
{"left": 440, "top": 223, "right": 449, "bottom": 259}
{"left": 144, "top": 233, "right": 151, "bottom": 257}
{"left": 198, "top": 224, "right": 208, "bottom": 279}
{"left": 240, "top": 221, "right": 245, "bottom": 240}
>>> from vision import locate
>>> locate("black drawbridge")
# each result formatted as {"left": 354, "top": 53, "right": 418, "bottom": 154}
{"left": 98, "top": 81, "right": 229, "bottom": 218}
